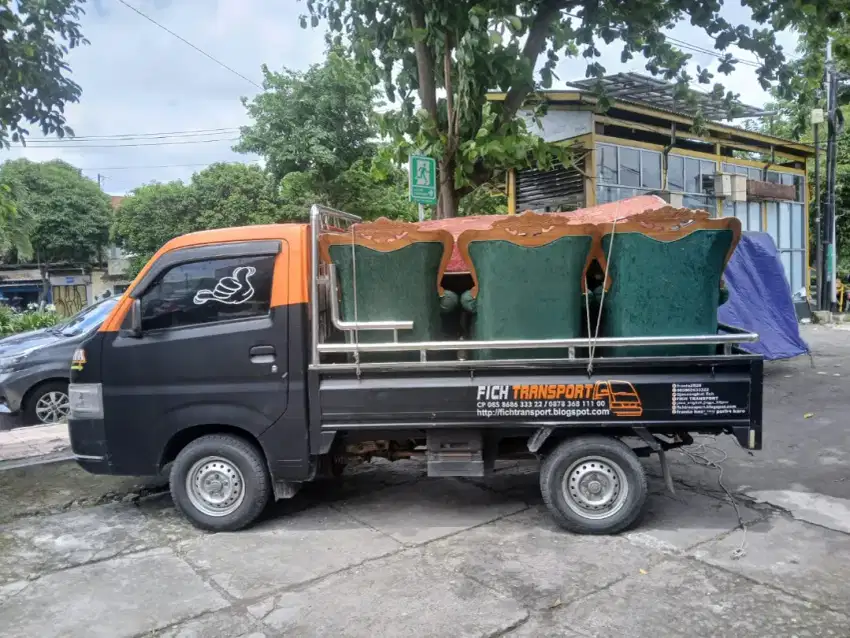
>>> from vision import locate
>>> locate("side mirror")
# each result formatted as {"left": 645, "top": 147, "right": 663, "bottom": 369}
{"left": 120, "top": 299, "right": 143, "bottom": 338}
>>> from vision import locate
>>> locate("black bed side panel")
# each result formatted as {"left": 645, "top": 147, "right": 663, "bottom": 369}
{"left": 317, "top": 358, "right": 760, "bottom": 434}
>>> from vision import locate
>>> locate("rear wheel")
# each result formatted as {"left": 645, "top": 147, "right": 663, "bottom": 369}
{"left": 24, "top": 380, "right": 70, "bottom": 425}
{"left": 170, "top": 434, "right": 271, "bottom": 531}
{"left": 540, "top": 436, "right": 647, "bottom": 535}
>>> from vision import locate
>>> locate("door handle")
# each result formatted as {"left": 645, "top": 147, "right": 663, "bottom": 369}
{"left": 250, "top": 345, "right": 276, "bottom": 364}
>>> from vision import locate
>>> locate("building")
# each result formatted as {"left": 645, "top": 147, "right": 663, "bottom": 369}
{"left": 489, "top": 73, "right": 815, "bottom": 299}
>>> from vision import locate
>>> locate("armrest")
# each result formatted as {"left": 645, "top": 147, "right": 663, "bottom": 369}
{"left": 440, "top": 290, "right": 460, "bottom": 314}
{"left": 460, "top": 289, "right": 477, "bottom": 314}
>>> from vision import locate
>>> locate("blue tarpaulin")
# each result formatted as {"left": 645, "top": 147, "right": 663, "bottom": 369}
{"left": 718, "top": 232, "right": 809, "bottom": 360}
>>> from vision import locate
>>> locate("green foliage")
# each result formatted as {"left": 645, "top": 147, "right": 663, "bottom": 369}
{"left": 0, "top": 304, "right": 59, "bottom": 336}
{"left": 112, "top": 180, "right": 196, "bottom": 259}
{"left": 302, "top": 0, "right": 827, "bottom": 217}
{"left": 113, "top": 163, "right": 283, "bottom": 276}
{"left": 237, "top": 49, "right": 419, "bottom": 221}
{"left": 0, "top": 0, "right": 88, "bottom": 147}
{"left": 0, "top": 172, "right": 35, "bottom": 259}
{"left": 236, "top": 50, "right": 378, "bottom": 183}
{"left": 0, "top": 159, "right": 111, "bottom": 263}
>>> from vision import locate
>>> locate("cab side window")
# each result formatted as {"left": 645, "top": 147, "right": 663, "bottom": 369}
{"left": 140, "top": 255, "right": 275, "bottom": 332}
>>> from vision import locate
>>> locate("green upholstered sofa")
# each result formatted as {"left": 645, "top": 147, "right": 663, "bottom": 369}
{"left": 595, "top": 207, "right": 741, "bottom": 357}
{"left": 457, "top": 211, "right": 600, "bottom": 360}
{"left": 319, "top": 217, "right": 459, "bottom": 361}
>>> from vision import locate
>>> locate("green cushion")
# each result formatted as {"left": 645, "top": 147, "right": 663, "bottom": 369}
{"left": 465, "top": 235, "right": 593, "bottom": 360}
{"left": 599, "top": 229, "right": 733, "bottom": 357}
{"left": 328, "top": 242, "right": 456, "bottom": 361}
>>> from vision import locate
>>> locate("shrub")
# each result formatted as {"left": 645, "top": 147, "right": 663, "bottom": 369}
{"left": 0, "top": 304, "right": 60, "bottom": 337}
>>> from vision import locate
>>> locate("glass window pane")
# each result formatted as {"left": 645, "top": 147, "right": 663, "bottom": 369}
{"left": 641, "top": 151, "right": 661, "bottom": 189}
{"left": 700, "top": 160, "right": 716, "bottom": 192}
{"left": 619, "top": 147, "right": 640, "bottom": 187}
{"left": 794, "top": 175, "right": 805, "bottom": 202}
{"left": 793, "top": 252, "right": 805, "bottom": 294}
{"left": 749, "top": 202, "right": 761, "bottom": 232}
{"left": 779, "top": 203, "right": 792, "bottom": 249}
{"left": 790, "top": 203, "right": 804, "bottom": 249}
{"left": 767, "top": 171, "right": 780, "bottom": 184}
{"left": 140, "top": 255, "right": 275, "bottom": 332}
{"left": 780, "top": 251, "right": 792, "bottom": 286}
{"left": 780, "top": 173, "right": 794, "bottom": 186}
{"left": 667, "top": 155, "right": 684, "bottom": 192}
{"left": 749, "top": 167, "right": 762, "bottom": 181}
{"left": 685, "top": 158, "right": 701, "bottom": 193}
{"left": 597, "top": 144, "right": 617, "bottom": 184}
{"left": 766, "top": 203, "right": 778, "bottom": 245}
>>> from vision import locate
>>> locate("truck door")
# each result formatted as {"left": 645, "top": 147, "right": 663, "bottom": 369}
{"left": 99, "top": 240, "right": 291, "bottom": 474}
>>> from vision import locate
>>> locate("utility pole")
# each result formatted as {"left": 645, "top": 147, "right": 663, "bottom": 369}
{"left": 97, "top": 173, "right": 105, "bottom": 190}
{"left": 813, "top": 109, "right": 823, "bottom": 308}
{"left": 824, "top": 38, "right": 839, "bottom": 310}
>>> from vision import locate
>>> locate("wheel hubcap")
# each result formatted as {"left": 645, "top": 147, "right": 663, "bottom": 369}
{"left": 562, "top": 456, "right": 629, "bottom": 520}
{"left": 186, "top": 456, "right": 245, "bottom": 517}
{"left": 35, "top": 391, "right": 70, "bottom": 424}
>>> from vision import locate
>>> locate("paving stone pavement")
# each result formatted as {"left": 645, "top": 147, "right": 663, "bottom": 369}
{"left": 1, "top": 458, "right": 849, "bottom": 638}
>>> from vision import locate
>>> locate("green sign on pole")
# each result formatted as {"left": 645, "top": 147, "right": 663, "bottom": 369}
{"left": 409, "top": 154, "right": 437, "bottom": 205}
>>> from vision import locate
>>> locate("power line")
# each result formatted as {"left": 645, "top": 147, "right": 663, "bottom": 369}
{"left": 79, "top": 161, "right": 260, "bottom": 171}
{"left": 115, "top": 0, "right": 262, "bottom": 90}
{"left": 13, "top": 137, "right": 239, "bottom": 149}
{"left": 25, "top": 128, "right": 241, "bottom": 142}
{"left": 565, "top": 12, "right": 770, "bottom": 70}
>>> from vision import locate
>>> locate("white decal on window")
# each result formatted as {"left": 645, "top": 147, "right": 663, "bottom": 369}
{"left": 193, "top": 266, "right": 256, "bottom": 305}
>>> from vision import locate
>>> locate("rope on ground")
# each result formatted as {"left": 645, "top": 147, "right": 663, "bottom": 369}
{"left": 680, "top": 436, "right": 747, "bottom": 560}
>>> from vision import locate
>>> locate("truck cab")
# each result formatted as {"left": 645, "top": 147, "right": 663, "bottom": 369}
{"left": 69, "top": 206, "right": 763, "bottom": 536}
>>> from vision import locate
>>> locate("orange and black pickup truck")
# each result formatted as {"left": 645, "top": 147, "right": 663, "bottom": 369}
{"left": 68, "top": 205, "right": 763, "bottom": 535}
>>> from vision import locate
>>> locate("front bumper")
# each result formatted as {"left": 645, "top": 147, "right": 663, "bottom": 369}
{"left": 68, "top": 418, "right": 113, "bottom": 474}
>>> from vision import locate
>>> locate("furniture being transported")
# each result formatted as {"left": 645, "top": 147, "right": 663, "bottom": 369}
{"left": 596, "top": 207, "right": 741, "bottom": 357}
{"left": 319, "top": 217, "right": 459, "bottom": 361}
{"left": 457, "top": 211, "right": 601, "bottom": 360}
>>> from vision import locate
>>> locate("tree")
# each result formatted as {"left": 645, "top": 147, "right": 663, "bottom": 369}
{"left": 237, "top": 49, "right": 422, "bottom": 220}
{"left": 0, "top": 159, "right": 111, "bottom": 263}
{"left": 0, "top": 0, "right": 88, "bottom": 147}
{"left": 236, "top": 50, "right": 378, "bottom": 184}
{"left": 190, "top": 163, "right": 280, "bottom": 229}
{"left": 303, "top": 0, "right": 837, "bottom": 217}
{"left": 0, "top": 170, "right": 35, "bottom": 259}
{"left": 113, "top": 163, "right": 283, "bottom": 274}
{"left": 112, "top": 180, "right": 197, "bottom": 268}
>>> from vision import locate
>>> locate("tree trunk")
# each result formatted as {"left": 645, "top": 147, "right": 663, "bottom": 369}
{"left": 438, "top": 156, "right": 458, "bottom": 219}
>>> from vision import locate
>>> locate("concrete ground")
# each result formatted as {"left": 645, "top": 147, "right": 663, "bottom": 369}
{"left": 1, "top": 324, "right": 849, "bottom": 637}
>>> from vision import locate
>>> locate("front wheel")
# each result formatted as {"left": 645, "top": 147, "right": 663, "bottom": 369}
{"left": 540, "top": 436, "right": 647, "bottom": 535}
{"left": 170, "top": 434, "right": 271, "bottom": 531}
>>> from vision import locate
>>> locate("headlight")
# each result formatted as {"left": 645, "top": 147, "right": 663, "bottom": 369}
{"left": 69, "top": 383, "right": 104, "bottom": 419}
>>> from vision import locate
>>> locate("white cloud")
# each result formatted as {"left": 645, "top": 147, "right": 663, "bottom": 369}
{"left": 2, "top": 0, "right": 326, "bottom": 194}
{"left": 2, "top": 1, "right": 801, "bottom": 194}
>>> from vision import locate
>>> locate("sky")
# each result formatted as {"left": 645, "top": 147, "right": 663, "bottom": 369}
{"left": 2, "top": 0, "right": 801, "bottom": 195}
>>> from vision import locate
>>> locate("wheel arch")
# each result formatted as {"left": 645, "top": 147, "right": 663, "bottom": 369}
{"left": 159, "top": 424, "right": 269, "bottom": 471}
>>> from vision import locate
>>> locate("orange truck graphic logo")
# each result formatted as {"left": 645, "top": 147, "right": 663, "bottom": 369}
{"left": 592, "top": 380, "right": 643, "bottom": 417}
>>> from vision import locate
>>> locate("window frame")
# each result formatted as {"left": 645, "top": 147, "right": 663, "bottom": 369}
{"left": 127, "top": 240, "right": 282, "bottom": 335}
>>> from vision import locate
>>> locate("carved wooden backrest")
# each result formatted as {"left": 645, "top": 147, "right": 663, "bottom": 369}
{"left": 597, "top": 206, "right": 741, "bottom": 269}
{"left": 457, "top": 210, "right": 604, "bottom": 297}
{"left": 318, "top": 217, "right": 455, "bottom": 294}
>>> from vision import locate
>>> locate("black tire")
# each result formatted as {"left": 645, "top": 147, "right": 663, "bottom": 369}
{"left": 540, "top": 436, "right": 647, "bottom": 535}
{"left": 23, "top": 380, "right": 70, "bottom": 425}
{"left": 169, "top": 434, "right": 271, "bottom": 532}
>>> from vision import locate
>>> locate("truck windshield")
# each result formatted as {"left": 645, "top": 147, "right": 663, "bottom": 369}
{"left": 56, "top": 297, "right": 121, "bottom": 337}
